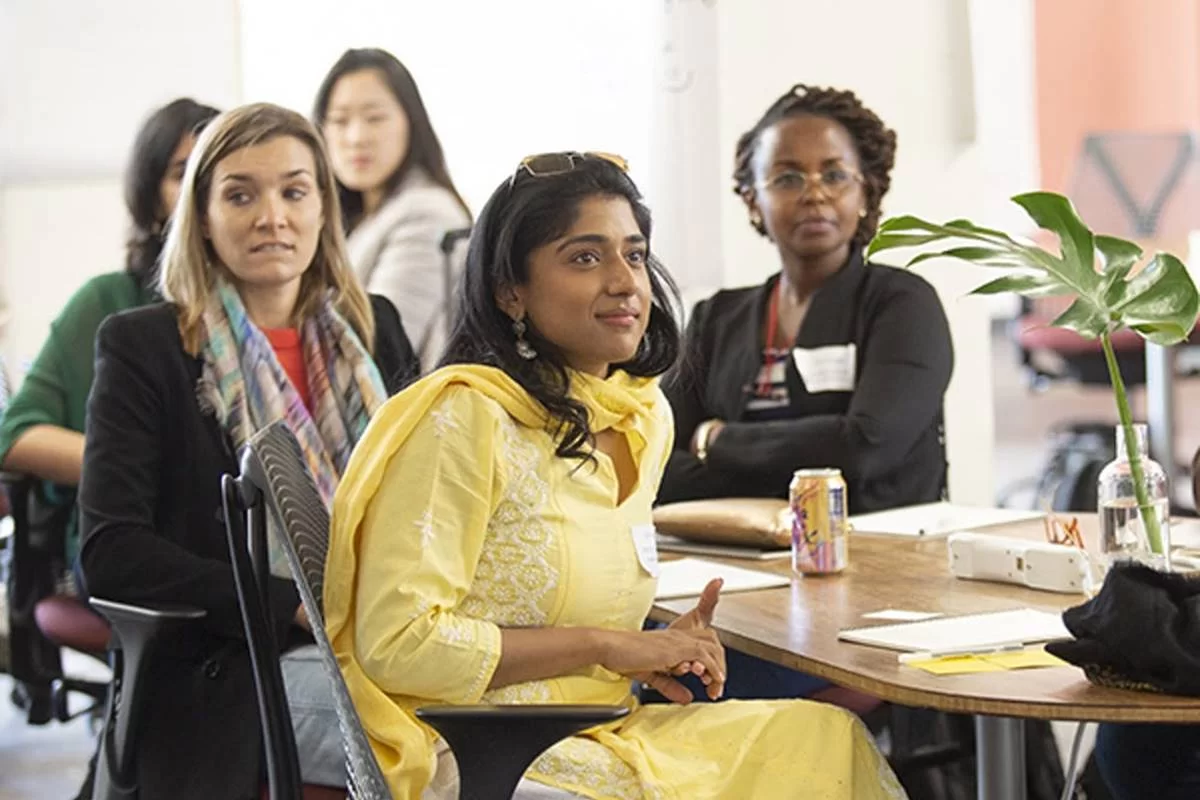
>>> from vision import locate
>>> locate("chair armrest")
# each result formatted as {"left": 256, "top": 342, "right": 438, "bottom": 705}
{"left": 415, "top": 704, "right": 630, "bottom": 800}
{"left": 88, "top": 598, "right": 206, "bottom": 799}
{"left": 89, "top": 597, "right": 207, "bottom": 627}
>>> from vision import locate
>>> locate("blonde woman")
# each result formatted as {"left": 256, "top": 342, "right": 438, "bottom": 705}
{"left": 78, "top": 103, "right": 416, "bottom": 799}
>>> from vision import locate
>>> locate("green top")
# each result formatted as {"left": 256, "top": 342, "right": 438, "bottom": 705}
{"left": 0, "top": 270, "right": 157, "bottom": 560}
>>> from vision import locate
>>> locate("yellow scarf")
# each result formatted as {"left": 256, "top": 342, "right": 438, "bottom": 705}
{"left": 325, "top": 363, "right": 662, "bottom": 796}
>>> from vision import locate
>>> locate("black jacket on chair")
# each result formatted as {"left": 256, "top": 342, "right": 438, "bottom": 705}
{"left": 78, "top": 296, "right": 415, "bottom": 800}
{"left": 660, "top": 253, "right": 954, "bottom": 514}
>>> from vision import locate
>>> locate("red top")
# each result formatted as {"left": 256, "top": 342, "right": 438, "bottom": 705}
{"left": 263, "top": 327, "right": 311, "bottom": 411}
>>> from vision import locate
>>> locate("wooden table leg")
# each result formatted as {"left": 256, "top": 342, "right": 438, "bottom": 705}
{"left": 975, "top": 716, "right": 1027, "bottom": 800}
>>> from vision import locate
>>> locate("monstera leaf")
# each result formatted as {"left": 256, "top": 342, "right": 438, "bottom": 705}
{"left": 868, "top": 192, "right": 1200, "bottom": 555}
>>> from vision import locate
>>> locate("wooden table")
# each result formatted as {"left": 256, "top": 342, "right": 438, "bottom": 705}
{"left": 649, "top": 517, "right": 1200, "bottom": 800}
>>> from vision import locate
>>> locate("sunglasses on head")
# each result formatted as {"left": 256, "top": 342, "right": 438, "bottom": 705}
{"left": 508, "top": 151, "right": 630, "bottom": 188}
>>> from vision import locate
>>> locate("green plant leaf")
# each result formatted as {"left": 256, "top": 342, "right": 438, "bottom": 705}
{"left": 1050, "top": 297, "right": 1110, "bottom": 338}
{"left": 944, "top": 219, "right": 1021, "bottom": 241}
{"left": 877, "top": 215, "right": 942, "bottom": 234}
{"left": 1112, "top": 253, "right": 1200, "bottom": 345}
{"left": 907, "top": 247, "right": 1025, "bottom": 268}
{"left": 1096, "top": 234, "right": 1142, "bottom": 272}
{"left": 1097, "top": 235, "right": 1144, "bottom": 306}
{"left": 865, "top": 232, "right": 948, "bottom": 256}
{"left": 1011, "top": 192, "right": 1099, "bottom": 292}
{"left": 969, "top": 274, "right": 1064, "bottom": 296}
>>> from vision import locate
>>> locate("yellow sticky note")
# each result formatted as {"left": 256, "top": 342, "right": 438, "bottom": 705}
{"left": 907, "top": 655, "right": 1006, "bottom": 675}
{"left": 981, "top": 648, "right": 1067, "bottom": 670}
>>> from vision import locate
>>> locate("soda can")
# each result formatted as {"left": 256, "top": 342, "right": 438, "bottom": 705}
{"left": 790, "top": 468, "right": 848, "bottom": 575}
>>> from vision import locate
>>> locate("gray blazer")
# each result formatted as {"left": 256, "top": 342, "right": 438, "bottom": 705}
{"left": 345, "top": 169, "right": 471, "bottom": 372}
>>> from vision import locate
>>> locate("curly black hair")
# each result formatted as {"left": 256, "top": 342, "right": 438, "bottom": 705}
{"left": 733, "top": 84, "right": 897, "bottom": 252}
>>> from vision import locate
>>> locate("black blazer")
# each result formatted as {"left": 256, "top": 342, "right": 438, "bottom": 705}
{"left": 660, "top": 253, "right": 954, "bottom": 514}
{"left": 78, "top": 295, "right": 415, "bottom": 800}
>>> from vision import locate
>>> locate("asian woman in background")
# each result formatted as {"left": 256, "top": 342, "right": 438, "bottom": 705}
{"left": 314, "top": 48, "right": 471, "bottom": 371}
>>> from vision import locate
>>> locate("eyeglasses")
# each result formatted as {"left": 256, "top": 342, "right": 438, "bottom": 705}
{"left": 756, "top": 166, "right": 864, "bottom": 198}
{"left": 509, "top": 151, "right": 630, "bottom": 188}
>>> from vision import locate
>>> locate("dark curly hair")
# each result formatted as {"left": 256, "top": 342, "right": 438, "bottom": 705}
{"left": 440, "top": 155, "right": 682, "bottom": 465}
{"left": 732, "top": 84, "right": 897, "bottom": 252}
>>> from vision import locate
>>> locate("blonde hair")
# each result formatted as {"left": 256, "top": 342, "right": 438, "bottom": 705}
{"left": 159, "top": 102, "right": 375, "bottom": 354}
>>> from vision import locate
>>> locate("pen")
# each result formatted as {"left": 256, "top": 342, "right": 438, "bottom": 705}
{"left": 898, "top": 641, "right": 1028, "bottom": 665}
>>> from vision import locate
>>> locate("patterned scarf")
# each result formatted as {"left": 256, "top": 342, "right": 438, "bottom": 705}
{"left": 197, "top": 280, "right": 387, "bottom": 576}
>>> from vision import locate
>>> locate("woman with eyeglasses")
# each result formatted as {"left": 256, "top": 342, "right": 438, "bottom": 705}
{"left": 325, "top": 152, "right": 904, "bottom": 799}
{"left": 314, "top": 48, "right": 472, "bottom": 372}
{"left": 659, "top": 83, "right": 953, "bottom": 514}
{"left": 652, "top": 86, "right": 952, "bottom": 718}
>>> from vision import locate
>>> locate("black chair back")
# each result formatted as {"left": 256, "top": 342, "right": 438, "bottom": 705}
{"left": 221, "top": 472, "right": 303, "bottom": 800}
{"left": 235, "top": 421, "right": 630, "bottom": 800}
{"left": 238, "top": 422, "right": 392, "bottom": 799}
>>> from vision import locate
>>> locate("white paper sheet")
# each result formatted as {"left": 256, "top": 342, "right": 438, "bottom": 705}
{"left": 655, "top": 558, "right": 790, "bottom": 600}
{"left": 849, "top": 502, "right": 1044, "bottom": 538}
{"left": 838, "top": 608, "right": 1070, "bottom": 653}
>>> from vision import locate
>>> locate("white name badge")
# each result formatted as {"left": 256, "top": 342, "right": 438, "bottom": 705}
{"left": 631, "top": 523, "right": 660, "bottom": 578}
{"left": 792, "top": 344, "right": 857, "bottom": 393}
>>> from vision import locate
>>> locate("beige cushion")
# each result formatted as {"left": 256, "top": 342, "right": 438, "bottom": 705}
{"left": 652, "top": 498, "right": 791, "bottom": 549}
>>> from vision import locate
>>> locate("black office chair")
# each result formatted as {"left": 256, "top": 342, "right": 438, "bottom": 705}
{"left": 3, "top": 473, "right": 109, "bottom": 725}
{"left": 223, "top": 421, "right": 628, "bottom": 800}
{"left": 87, "top": 597, "right": 205, "bottom": 800}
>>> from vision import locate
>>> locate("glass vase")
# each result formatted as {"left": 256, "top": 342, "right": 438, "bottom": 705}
{"left": 1096, "top": 423, "right": 1171, "bottom": 573}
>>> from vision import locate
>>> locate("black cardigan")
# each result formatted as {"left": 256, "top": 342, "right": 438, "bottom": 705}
{"left": 78, "top": 295, "right": 415, "bottom": 800}
{"left": 659, "top": 253, "right": 954, "bottom": 514}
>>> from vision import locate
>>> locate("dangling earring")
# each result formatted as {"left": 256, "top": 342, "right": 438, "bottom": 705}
{"left": 750, "top": 210, "right": 764, "bottom": 228}
{"left": 858, "top": 207, "right": 868, "bottom": 219}
{"left": 513, "top": 317, "right": 537, "bottom": 360}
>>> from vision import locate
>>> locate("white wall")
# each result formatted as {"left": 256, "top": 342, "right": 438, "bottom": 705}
{"left": 238, "top": 0, "right": 656, "bottom": 217}
{"left": 0, "top": 0, "right": 241, "bottom": 381}
{"left": 0, "top": 182, "right": 126, "bottom": 377}
{"left": 0, "top": 0, "right": 241, "bottom": 181}
{"left": 712, "top": 0, "right": 1040, "bottom": 503}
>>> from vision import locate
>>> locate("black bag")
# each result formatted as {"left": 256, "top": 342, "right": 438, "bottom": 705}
{"left": 1048, "top": 562, "right": 1200, "bottom": 695}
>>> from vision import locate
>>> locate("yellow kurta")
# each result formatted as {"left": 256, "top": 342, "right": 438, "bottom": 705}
{"left": 327, "top": 365, "right": 905, "bottom": 800}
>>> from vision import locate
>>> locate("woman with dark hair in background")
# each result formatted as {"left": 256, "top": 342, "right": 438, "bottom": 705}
{"left": 324, "top": 152, "right": 904, "bottom": 799}
{"left": 314, "top": 47, "right": 471, "bottom": 371}
{"left": 0, "top": 97, "right": 219, "bottom": 562}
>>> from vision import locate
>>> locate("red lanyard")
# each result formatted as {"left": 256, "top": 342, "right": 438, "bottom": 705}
{"left": 757, "top": 280, "right": 783, "bottom": 397}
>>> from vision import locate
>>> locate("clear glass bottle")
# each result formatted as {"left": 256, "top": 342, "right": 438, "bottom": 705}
{"left": 1097, "top": 423, "right": 1171, "bottom": 572}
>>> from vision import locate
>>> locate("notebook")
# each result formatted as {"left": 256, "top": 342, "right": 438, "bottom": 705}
{"left": 837, "top": 608, "right": 1070, "bottom": 653}
{"left": 655, "top": 557, "right": 790, "bottom": 600}
{"left": 656, "top": 533, "right": 791, "bottom": 561}
{"left": 849, "top": 502, "right": 1045, "bottom": 538}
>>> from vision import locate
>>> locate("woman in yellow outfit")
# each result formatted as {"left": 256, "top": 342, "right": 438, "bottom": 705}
{"left": 326, "top": 152, "right": 906, "bottom": 799}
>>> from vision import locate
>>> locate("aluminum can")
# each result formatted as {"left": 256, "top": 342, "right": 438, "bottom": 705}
{"left": 790, "top": 468, "right": 848, "bottom": 575}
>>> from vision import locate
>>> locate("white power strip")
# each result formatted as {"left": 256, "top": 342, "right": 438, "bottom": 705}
{"left": 947, "top": 532, "right": 1091, "bottom": 594}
